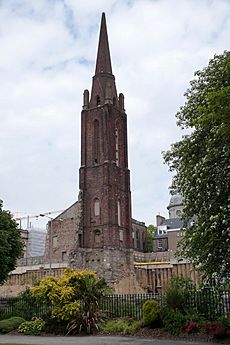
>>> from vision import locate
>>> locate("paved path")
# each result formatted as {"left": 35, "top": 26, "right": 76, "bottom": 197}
{"left": 0, "top": 335, "right": 222, "bottom": 345}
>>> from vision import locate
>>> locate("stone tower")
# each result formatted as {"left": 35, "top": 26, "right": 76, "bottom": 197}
{"left": 79, "top": 13, "right": 132, "bottom": 251}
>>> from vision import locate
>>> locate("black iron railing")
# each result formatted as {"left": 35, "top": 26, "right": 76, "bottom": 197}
{"left": 0, "top": 289, "right": 229, "bottom": 321}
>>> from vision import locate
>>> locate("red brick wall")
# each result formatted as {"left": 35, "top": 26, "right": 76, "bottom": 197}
{"left": 80, "top": 101, "right": 132, "bottom": 250}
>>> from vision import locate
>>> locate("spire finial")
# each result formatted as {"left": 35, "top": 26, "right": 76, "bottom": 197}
{"left": 95, "top": 13, "right": 112, "bottom": 75}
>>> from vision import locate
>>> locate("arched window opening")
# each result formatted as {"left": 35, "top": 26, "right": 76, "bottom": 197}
{"left": 115, "top": 128, "right": 119, "bottom": 166}
{"left": 113, "top": 97, "right": 116, "bottom": 106}
{"left": 117, "top": 200, "right": 121, "bottom": 226}
{"left": 94, "top": 198, "right": 100, "bottom": 216}
{"left": 78, "top": 234, "right": 82, "bottom": 247}
{"left": 96, "top": 95, "right": 100, "bottom": 106}
{"left": 94, "top": 229, "right": 101, "bottom": 247}
{"left": 93, "top": 120, "right": 99, "bottom": 164}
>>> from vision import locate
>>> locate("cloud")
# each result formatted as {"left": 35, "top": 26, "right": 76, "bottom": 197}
{"left": 0, "top": 0, "right": 229, "bottom": 228}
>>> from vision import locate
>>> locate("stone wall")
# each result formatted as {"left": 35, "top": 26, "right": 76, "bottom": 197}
{"left": 44, "top": 201, "right": 82, "bottom": 263}
{"left": 70, "top": 247, "right": 134, "bottom": 284}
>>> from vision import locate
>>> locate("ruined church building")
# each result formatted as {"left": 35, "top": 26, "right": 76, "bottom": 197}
{"left": 1, "top": 14, "right": 199, "bottom": 296}
{"left": 44, "top": 12, "right": 147, "bottom": 286}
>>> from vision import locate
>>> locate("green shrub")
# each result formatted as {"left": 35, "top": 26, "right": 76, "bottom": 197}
{"left": 161, "top": 309, "right": 187, "bottom": 335}
{"left": 43, "top": 312, "right": 67, "bottom": 335}
{"left": 0, "top": 289, "right": 47, "bottom": 321}
{"left": 164, "top": 276, "right": 193, "bottom": 313}
{"left": 217, "top": 316, "right": 230, "bottom": 328}
{"left": 100, "top": 319, "right": 141, "bottom": 335}
{"left": 18, "top": 319, "right": 45, "bottom": 335}
{"left": 165, "top": 286, "right": 185, "bottom": 311}
{"left": 0, "top": 317, "right": 25, "bottom": 333}
{"left": 142, "top": 300, "right": 160, "bottom": 327}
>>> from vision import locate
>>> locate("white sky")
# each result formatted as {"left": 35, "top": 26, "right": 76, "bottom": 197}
{"left": 0, "top": 0, "right": 229, "bottom": 229}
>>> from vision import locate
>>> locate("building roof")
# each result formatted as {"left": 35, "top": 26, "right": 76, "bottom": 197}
{"left": 163, "top": 217, "right": 184, "bottom": 229}
{"left": 167, "top": 193, "right": 183, "bottom": 209}
{"left": 154, "top": 233, "right": 168, "bottom": 239}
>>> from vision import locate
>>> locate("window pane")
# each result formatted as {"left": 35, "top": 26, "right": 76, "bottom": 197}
{"left": 118, "top": 200, "right": 121, "bottom": 226}
{"left": 94, "top": 199, "right": 100, "bottom": 216}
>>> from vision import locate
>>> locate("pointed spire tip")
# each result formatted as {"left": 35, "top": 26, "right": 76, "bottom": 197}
{"left": 95, "top": 11, "right": 112, "bottom": 75}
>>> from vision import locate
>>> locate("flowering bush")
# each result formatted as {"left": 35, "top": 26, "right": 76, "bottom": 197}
{"left": 204, "top": 322, "right": 226, "bottom": 339}
{"left": 184, "top": 321, "right": 198, "bottom": 334}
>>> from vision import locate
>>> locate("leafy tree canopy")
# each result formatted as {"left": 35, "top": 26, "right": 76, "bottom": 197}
{"left": 163, "top": 51, "right": 230, "bottom": 282}
{"left": 0, "top": 200, "right": 23, "bottom": 284}
{"left": 146, "top": 224, "right": 156, "bottom": 252}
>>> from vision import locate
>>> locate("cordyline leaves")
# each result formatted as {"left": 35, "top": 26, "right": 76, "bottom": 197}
{"left": 0, "top": 200, "right": 23, "bottom": 284}
{"left": 163, "top": 51, "right": 230, "bottom": 283}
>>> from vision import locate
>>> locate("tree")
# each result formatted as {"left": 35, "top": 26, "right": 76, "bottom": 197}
{"left": 0, "top": 200, "right": 23, "bottom": 284}
{"left": 163, "top": 51, "right": 230, "bottom": 282}
{"left": 31, "top": 268, "right": 109, "bottom": 334}
{"left": 146, "top": 225, "right": 156, "bottom": 252}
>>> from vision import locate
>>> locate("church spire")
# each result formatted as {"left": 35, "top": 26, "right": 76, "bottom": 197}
{"left": 89, "top": 12, "right": 117, "bottom": 107}
{"left": 95, "top": 12, "right": 112, "bottom": 75}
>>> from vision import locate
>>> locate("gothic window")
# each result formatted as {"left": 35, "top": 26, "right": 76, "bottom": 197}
{"left": 115, "top": 128, "right": 119, "bottom": 166}
{"left": 93, "top": 119, "right": 99, "bottom": 164}
{"left": 113, "top": 97, "right": 116, "bottom": 106}
{"left": 117, "top": 200, "right": 121, "bottom": 226}
{"left": 96, "top": 95, "right": 100, "bottom": 106}
{"left": 94, "top": 198, "right": 100, "bottom": 216}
